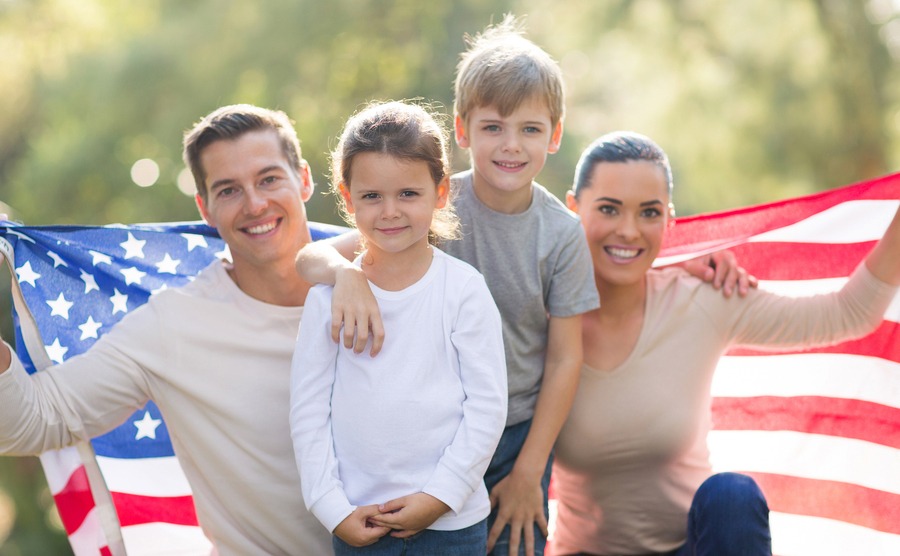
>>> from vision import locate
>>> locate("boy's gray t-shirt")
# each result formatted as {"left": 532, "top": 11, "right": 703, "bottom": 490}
{"left": 443, "top": 171, "right": 600, "bottom": 426}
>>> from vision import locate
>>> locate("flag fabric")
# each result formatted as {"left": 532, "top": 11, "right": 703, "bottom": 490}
{"left": 1, "top": 172, "right": 898, "bottom": 556}
{"left": 0, "top": 220, "right": 344, "bottom": 555}
{"left": 652, "top": 173, "right": 900, "bottom": 556}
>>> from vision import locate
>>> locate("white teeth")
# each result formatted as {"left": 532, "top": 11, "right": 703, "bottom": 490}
{"left": 496, "top": 161, "right": 523, "bottom": 168}
{"left": 607, "top": 247, "right": 639, "bottom": 259}
{"left": 246, "top": 221, "right": 276, "bottom": 235}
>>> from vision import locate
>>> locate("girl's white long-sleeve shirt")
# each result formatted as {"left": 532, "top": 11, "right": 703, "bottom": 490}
{"left": 290, "top": 247, "right": 508, "bottom": 533}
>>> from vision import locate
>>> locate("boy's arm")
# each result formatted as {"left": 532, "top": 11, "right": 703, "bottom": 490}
{"left": 295, "top": 231, "right": 385, "bottom": 356}
{"left": 678, "top": 249, "right": 758, "bottom": 297}
{"left": 487, "top": 313, "right": 583, "bottom": 556}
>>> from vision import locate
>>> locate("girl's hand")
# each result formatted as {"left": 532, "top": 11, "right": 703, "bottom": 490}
{"left": 368, "top": 493, "right": 450, "bottom": 538}
{"left": 333, "top": 504, "right": 392, "bottom": 547}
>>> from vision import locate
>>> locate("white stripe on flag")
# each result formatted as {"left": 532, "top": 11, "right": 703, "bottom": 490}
{"left": 770, "top": 511, "right": 900, "bottom": 556}
{"left": 66, "top": 507, "right": 107, "bottom": 556}
{"left": 712, "top": 354, "right": 900, "bottom": 408}
{"left": 40, "top": 446, "right": 85, "bottom": 494}
{"left": 95, "top": 455, "right": 192, "bottom": 497}
{"left": 708, "top": 430, "right": 900, "bottom": 495}
{"left": 120, "top": 523, "right": 212, "bottom": 556}
{"left": 749, "top": 200, "right": 899, "bottom": 244}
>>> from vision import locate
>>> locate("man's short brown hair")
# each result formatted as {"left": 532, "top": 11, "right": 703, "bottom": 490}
{"left": 183, "top": 104, "right": 303, "bottom": 199}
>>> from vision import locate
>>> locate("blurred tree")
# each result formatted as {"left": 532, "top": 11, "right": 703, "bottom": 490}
{"left": 522, "top": 0, "right": 899, "bottom": 214}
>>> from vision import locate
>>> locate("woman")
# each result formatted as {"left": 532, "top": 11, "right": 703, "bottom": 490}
{"left": 550, "top": 131, "right": 900, "bottom": 556}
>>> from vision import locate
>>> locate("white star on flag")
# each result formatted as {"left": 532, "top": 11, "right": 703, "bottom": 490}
{"left": 133, "top": 411, "right": 162, "bottom": 440}
{"left": 80, "top": 269, "right": 99, "bottom": 294}
{"left": 121, "top": 267, "right": 147, "bottom": 286}
{"left": 155, "top": 253, "right": 181, "bottom": 274}
{"left": 110, "top": 289, "right": 129, "bottom": 314}
{"left": 151, "top": 284, "right": 168, "bottom": 296}
{"left": 120, "top": 232, "right": 146, "bottom": 259}
{"left": 90, "top": 250, "right": 113, "bottom": 266}
{"left": 15, "top": 261, "right": 41, "bottom": 287}
{"left": 47, "top": 251, "right": 68, "bottom": 268}
{"left": 181, "top": 233, "right": 208, "bottom": 251}
{"left": 44, "top": 338, "right": 68, "bottom": 364}
{"left": 78, "top": 316, "right": 103, "bottom": 340}
{"left": 46, "top": 293, "right": 74, "bottom": 319}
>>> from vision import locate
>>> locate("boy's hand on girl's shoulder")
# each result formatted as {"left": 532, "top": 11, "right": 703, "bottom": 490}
{"left": 488, "top": 471, "right": 546, "bottom": 556}
{"left": 333, "top": 265, "right": 385, "bottom": 356}
{"left": 368, "top": 492, "right": 450, "bottom": 538}
{"left": 333, "top": 504, "right": 391, "bottom": 547}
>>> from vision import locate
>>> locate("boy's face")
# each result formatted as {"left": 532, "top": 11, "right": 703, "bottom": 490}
{"left": 455, "top": 96, "right": 562, "bottom": 211}
{"left": 195, "top": 129, "right": 313, "bottom": 274}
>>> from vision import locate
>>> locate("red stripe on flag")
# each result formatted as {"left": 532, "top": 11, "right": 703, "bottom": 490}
{"left": 52, "top": 465, "right": 96, "bottom": 535}
{"left": 744, "top": 472, "right": 900, "bottom": 535}
{"left": 662, "top": 174, "right": 900, "bottom": 254}
{"left": 100, "top": 548, "right": 112, "bottom": 556}
{"left": 728, "top": 320, "right": 900, "bottom": 363}
{"left": 110, "top": 492, "right": 199, "bottom": 527}
{"left": 728, "top": 242, "right": 876, "bottom": 281}
{"left": 712, "top": 396, "right": 900, "bottom": 449}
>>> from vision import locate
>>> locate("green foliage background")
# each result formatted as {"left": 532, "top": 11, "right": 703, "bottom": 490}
{"left": 0, "top": 0, "right": 898, "bottom": 552}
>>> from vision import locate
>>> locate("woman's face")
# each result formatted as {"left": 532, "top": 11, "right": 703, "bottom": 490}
{"left": 567, "top": 160, "right": 671, "bottom": 288}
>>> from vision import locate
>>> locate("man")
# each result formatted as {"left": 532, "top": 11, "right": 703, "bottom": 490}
{"left": 0, "top": 104, "right": 331, "bottom": 555}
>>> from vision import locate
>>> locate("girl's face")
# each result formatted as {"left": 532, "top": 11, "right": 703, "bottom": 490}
{"left": 341, "top": 151, "right": 447, "bottom": 258}
{"left": 566, "top": 160, "right": 670, "bottom": 288}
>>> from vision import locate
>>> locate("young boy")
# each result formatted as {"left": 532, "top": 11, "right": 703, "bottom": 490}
{"left": 296, "top": 16, "right": 597, "bottom": 556}
{"left": 447, "top": 15, "right": 597, "bottom": 556}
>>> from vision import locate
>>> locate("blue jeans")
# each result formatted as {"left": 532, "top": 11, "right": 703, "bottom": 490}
{"left": 332, "top": 519, "right": 486, "bottom": 555}
{"left": 569, "top": 473, "right": 771, "bottom": 556}
{"left": 667, "top": 472, "right": 771, "bottom": 556}
{"left": 484, "top": 419, "right": 553, "bottom": 556}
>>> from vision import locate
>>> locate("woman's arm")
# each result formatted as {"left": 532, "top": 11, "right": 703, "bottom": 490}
{"left": 864, "top": 202, "right": 900, "bottom": 285}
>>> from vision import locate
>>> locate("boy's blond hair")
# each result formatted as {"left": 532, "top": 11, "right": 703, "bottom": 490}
{"left": 454, "top": 14, "right": 565, "bottom": 127}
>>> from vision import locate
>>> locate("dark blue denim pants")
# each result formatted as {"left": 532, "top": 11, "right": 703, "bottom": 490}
{"left": 332, "top": 518, "right": 487, "bottom": 555}
{"left": 484, "top": 418, "right": 553, "bottom": 556}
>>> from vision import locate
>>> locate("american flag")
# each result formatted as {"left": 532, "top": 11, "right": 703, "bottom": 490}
{"left": 652, "top": 173, "right": 900, "bottom": 556}
{"left": 1, "top": 171, "right": 898, "bottom": 555}
{"left": 0, "top": 220, "right": 343, "bottom": 555}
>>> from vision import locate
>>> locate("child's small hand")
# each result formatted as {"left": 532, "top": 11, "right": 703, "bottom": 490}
{"left": 333, "top": 504, "right": 392, "bottom": 547}
{"left": 487, "top": 471, "right": 546, "bottom": 556}
{"left": 368, "top": 492, "right": 451, "bottom": 538}
{"left": 333, "top": 265, "right": 385, "bottom": 356}
{"left": 679, "top": 249, "right": 758, "bottom": 298}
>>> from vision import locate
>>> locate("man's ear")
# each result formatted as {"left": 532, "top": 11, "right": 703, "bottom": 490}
{"left": 565, "top": 190, "right": 578, "bottom": 212}
{"left": 298, "top": 159, "right": 314, "bottom": 202}
{"left": 195, "top": 193, "right": 212, "bottom": 225}
{"left": 436, "top": 176, "right": 450, "bottom": 209}
{"left": 338, "top": 183, "right": 355, "bottom": 214}
{"left": 548, "top": 120, "right": 564, "bottom": 154}
{"left": 454, "top": 115, "right": 469, "bottom": 148}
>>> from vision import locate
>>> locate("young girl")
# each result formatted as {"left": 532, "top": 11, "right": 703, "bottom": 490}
{"left": 289, "top": 101, "right": 508, "bottom": 554}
